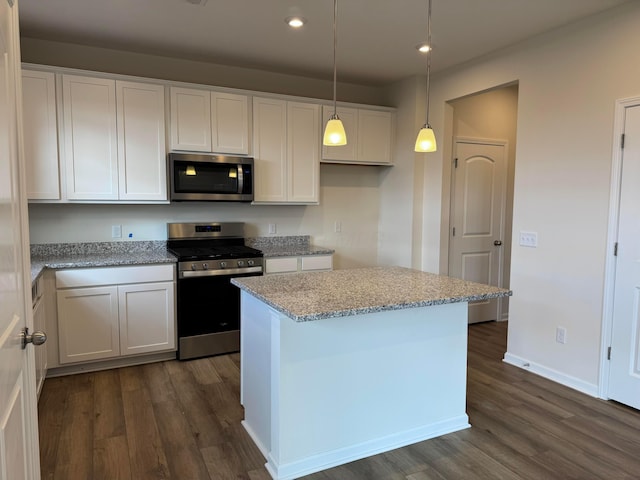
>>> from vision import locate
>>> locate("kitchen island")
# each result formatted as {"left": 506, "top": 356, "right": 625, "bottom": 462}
{"left": 232, "top": 267, "right": 511, "bottom": 480}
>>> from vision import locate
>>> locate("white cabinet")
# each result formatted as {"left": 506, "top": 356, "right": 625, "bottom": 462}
{"left": 22, "top": 70, "right": 60, "bottom": 200}
{"left": 32, "top": 276, "right": 48, "bottom": 397}
{"left": 116, "top": 81, "right": 167, "bottom": 201}
{"left": 265, "top": 255, "right": 333, "bottom": 274}
{"left": 61, "top": 74, "right": 166, "bottom": 201}
{"left": 57, "top": 285, "right": 120, "bottom": 363}
{"left": 170, "top": 86, "right": 249, "bottom": 155}
{"left": 321, "top": 106, "right": 395, "bottom": 165}
{"left": 253, "top": 97, "right": 320, "bottom": 204}
{"left": 55, "top": 265, "right": 175, "bottom": 365}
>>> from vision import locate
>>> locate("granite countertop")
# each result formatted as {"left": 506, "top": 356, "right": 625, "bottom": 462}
{"left": 245, "top": 235, "right": 334, "bottom": 258}
{"left": 232, "top": 266, "right": 512, "bottom": 322}
{"left": 30, "top": 241, "right": 177, "bottom": 284}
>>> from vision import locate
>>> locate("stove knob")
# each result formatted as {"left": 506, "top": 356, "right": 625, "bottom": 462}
{"left": 237, "top": 260, "right": 245, "bottom": 267}
{"left": 202, "top": 263, "right": 209, "bottom": 270}
{"left": 247, "top": 260, "right": 255, "bottom": 266}
{"left": 191, "top": 263, "right": 197, "bottom": 271}
{"left": 220, "top": 261, "right": 227, "bottom": 269}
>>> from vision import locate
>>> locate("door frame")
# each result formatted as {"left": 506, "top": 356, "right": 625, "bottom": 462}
{"left": 448, "top": 136, "right": 509, "bottom": 322}
{"left": 599, "top": 95, "right": 640, "bottom": 400}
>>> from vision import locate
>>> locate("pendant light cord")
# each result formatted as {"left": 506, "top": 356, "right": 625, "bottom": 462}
{"left": 425, "top": 0, "right": 432, "bottom": 127}
{"left": 332, "top": 0, "right": 338, "bottom": 116}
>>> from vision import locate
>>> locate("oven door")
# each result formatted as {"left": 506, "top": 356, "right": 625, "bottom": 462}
{"left": 176, "top": 270, "right": 261, "bottom": 359}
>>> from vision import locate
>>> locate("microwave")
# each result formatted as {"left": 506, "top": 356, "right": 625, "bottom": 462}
{"left": 169, "top": 152, "right": 254, "bottom": 202}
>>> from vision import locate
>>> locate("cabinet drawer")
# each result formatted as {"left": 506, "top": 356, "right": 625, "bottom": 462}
{"left": 56, "top": 264, "right": 175, "bottom": 288}
{"left": 300, "top": 255, "right": 333, "bottom": 271}
{"left": 265, "top": 257, "right": 299, "bottom": 274}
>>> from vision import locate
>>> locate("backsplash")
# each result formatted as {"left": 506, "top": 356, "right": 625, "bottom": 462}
{"left": 245, "top": 236, "right": 310, "bottom": 249}
{"left": 30, "top": 240, "right": 167, "bottom": 257}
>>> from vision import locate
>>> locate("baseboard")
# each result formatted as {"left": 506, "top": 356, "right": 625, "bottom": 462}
{"left": 265, "top": 415, "right": 470, "bottom": 480}
{"left": 503, "top": 352, "right": 598, "bottom": 397}
{"left": 46, "top": 351, "right": 177, "bottom": 377}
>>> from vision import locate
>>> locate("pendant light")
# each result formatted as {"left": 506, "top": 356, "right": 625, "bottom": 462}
{"left": 415, "top": 0, "right": 437, "bottom": 153}
{"left": 323, "top": 0, "right": 347, "bottom": 146}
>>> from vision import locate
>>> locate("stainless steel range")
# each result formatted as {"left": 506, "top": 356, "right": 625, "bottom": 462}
{"left": 167, "top": 222, "right": 263, "bottom": 360}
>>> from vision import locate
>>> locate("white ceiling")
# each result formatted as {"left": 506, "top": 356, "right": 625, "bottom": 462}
{"left": 18, "top": 0, "right": 631, "bottom": 86}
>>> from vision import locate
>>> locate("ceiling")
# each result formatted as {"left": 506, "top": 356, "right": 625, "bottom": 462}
{"left": 18, "top": 0, "right": 631, "bottom": 86}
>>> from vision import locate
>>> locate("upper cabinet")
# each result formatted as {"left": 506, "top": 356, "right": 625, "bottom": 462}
{"left": 321, "top": 106, "right": 395, "bottom": 165}
{"left": 22, "top": 70, "right": 60, "bottom": 200}
{"left": 116, "top": 81, "right": 167, "bottom": 201}
{"left": 62, "top": 75, "right": 119, "bottom": 200}
{"left": 170, "top": 86, "right": 250, "bottom": 155}
{"left": 60, "top": 74, "right": 167, "bottom": 202}
{"left": 253, "top": 97, "right": 320, "bottom": 204}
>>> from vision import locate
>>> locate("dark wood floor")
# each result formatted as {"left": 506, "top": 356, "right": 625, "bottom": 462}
{"left": 38, "top": 321, "right": 640, "bottom": 480}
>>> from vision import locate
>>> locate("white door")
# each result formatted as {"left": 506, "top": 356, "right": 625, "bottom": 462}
{"left": 608, "top": 104, "right": 640, "bottom": 410}
{"left": 287, "top": 101, "right": 320, "bottom": 204}
{"left": 449, "top": 139, "right": 507, "bottom": 323}
{"left": 0, "top": 0, "right": 41, "bottom": 478}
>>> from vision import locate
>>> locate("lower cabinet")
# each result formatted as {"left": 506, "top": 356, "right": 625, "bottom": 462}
{"left": 55, "top": 265, "right": 176, "bottom": 365}
{"left": 32, "top": 276, "right": 47, "bottom": 397}
{"left": 265, "top": 255, "right": 333, "bottom": 275}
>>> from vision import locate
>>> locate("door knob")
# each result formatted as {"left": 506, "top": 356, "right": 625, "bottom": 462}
{"left": 494, "top": 240, "right": 503, "bottom": 246}
{"left": 20, "top": 327, "right": 47, "bottom": 349}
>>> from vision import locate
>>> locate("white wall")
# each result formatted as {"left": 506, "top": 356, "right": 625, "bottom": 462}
{"left": 28, "top": 164, "right": 382, "bottom": 270}
{"left": 20, "top": 37, "right": 388, "bottom": 106}
{"left": 377, "top": 76, "right": 426, "bottom": 268}
{"left": 419, "top": 2, "right": 640, "bottom": 393}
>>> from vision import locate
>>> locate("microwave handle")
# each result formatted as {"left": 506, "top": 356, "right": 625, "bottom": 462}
{"left": 237, "top": 166, "right": 244, "bottom": 194}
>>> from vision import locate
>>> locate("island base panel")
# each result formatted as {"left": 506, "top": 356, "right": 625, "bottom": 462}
{"left": 241, "top": 293, "right": 470, "bottom": 480}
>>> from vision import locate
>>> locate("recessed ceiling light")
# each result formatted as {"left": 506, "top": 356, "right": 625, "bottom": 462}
{"left": 416, "top": 43, "right": 432, "bottom": 53}
{"left": 285, "top": 16, "right": 306, "bottom": 28}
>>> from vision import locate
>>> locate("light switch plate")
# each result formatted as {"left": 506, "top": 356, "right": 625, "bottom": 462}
{"left": 519, "top": 231, "right": 538, "bottom": 247}
{"left": 111, "top": 225, "right": 122, "bottom": 238}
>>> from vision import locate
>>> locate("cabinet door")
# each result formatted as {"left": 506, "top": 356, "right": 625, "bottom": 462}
{"left": 118, "top": 282, "right": 175, "bottom": 356}
{"left": 265, "top": 257, "right": 299, "bottom": 274}
{"left": 300, "top": 255, "right": 333, "bottom": 271}
{"left": 62, "top": 75, "right": 118, "bottom": 200}
{"left": 358, "top": 109, "right": 394, "bottom": 165}
{"left": 253, "top": 97, "right": 287, "bottom": 202}
{"left": 170, "top": 87, "right": 212, "bottom": 152}
{"left": 211, "top": 92, "right": 250, "bottom": 155}
{"left": 22, "top": 70, "right": 60, "bottom": 200}
{"left": 32, "top": 295, "right": 47, "bottom": 397}
{"left": 321, "top": 106, "right": 358, "bottom": 162}
{"left": 57, "top": 286, "right": 120, "bottom": 364}
{"left": 287, "top": 102, "right": 320, "bottom": 204}
{"left": 116, "top": 81, "right": 167, "bottom": 201}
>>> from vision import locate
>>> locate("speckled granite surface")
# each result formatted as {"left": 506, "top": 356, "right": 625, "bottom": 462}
{"left": 245, "top": 236, "right": 334, "bottom": 257}
{"left": 30, "top": 241, "right": 177, "bottom": 284}
{"left": 232, "top": 266, "right": 512, "bottom": 322}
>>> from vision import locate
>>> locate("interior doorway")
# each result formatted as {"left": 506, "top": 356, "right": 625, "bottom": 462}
{"left": 444, "top": 84, "right": 518, "bottom": 323}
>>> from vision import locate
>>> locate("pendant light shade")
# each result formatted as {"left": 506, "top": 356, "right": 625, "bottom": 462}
{"left": 324, "top": 115, "right": 347, "bottom": 145}
{"left": 415, "top": 125, "right": 436, "bottom": 152}
{"left": 323, "top": 0, "right": 347, "bottom": 146}
{"left": 415, "top": 0, "right": 437, "bottom": 153}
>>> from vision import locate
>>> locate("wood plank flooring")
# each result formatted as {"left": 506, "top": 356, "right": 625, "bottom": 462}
{"left": 38, "top": 321, "right": 640, "bottom": 479}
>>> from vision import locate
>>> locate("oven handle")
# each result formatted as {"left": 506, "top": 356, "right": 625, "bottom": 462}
{"left": 180, "top": 266, "right": 263, "bottom": 278}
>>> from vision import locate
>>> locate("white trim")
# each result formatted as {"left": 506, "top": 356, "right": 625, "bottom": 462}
{"left": 600, "top": 95, "right": 640, "bottom": 400}
{"left": 503, "top": 353, "right": 599, "bottom": 397}
{"left": 264, "top": 415, "right": 470, "bottom": 480}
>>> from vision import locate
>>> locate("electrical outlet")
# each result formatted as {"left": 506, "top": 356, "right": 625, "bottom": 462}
{"left": 519, "top": 231, "right": 538, "bottom": 247}
{"left": 556, "top": 327, "right": 567, "bottom": 344}
{"left": 268, "top": 223, "right": 277, "bottom": 234}
{"left": 111, "top": 225, "right": 122, "bottom": 238}
{"left": 334, "top": 221, "right": 342, "bottom": 233}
